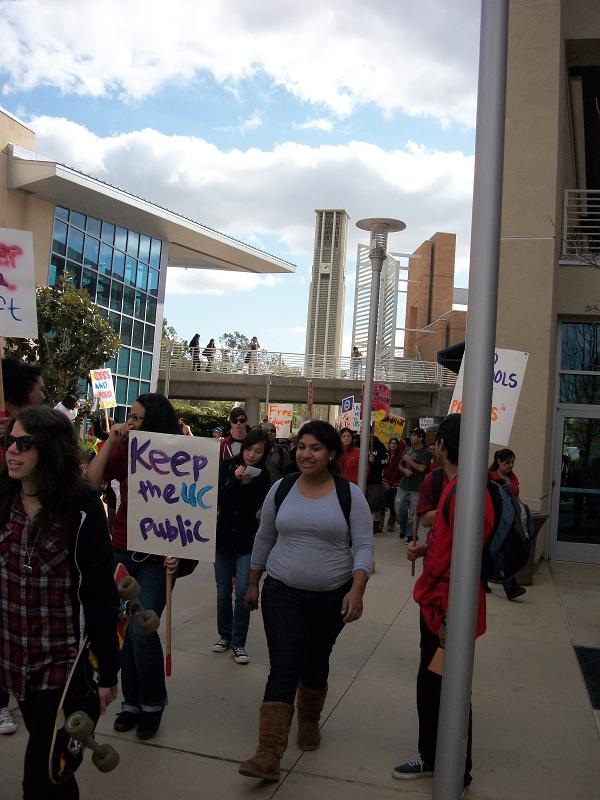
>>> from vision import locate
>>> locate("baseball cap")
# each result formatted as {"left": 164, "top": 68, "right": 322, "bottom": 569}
{"left": 411, "top": 427, "right": 427, "bottom": 439}
{"left": 212, "top": 426, "right": 222, "bottom": 433}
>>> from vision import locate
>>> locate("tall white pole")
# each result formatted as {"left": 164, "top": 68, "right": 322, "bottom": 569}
{"left": 432, "top": 2, "right": 509, "bottom": 799}
{"left": 357, "top": 257, "right": 383, "bottom": 491}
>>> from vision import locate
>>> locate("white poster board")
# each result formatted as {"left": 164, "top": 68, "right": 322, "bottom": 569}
{"left": 90, "top": 368, "right": 117, "bottom": 409}
{"left": 419, "top": 417, "right": 435, "bottom": 431}
{"left": 268, "top": 403, "right": 293, "bottom": 438}
{"left": 449, "top": 348, "right": 529, "bottom": 446}
{"left": 0, "top": 229, "right": 38, "bottom": 338}
{"left": 127, "top": 432, "right": 219, "bottom": 560}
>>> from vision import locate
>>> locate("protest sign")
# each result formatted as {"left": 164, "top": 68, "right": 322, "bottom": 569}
{"left": 419, "top": 417, "right": 435, "bottom": 431}
{"left": 448, "top": 348, "right": 529, "bottom": 446}
{"left": 127, "top": 432, "right": 219, "bottom": 560}
{"left": 268, "top": 403, "right": 293, "bottom": 438}
{"left": 360, "top": 382, "right": 391, "bottom": 415}
{"left": 90, "top": 368, "right": 117, "bottom": 409}
{"left": 341, "top": 395, "right": 354, "bottom": 414}
{"left": 353, "top": 402, "right": 362, "bottom": 432}
{"left": 306, "top": 380, "right": 313, "bottom": 420}
{"left": 0, "top": 229, "right": 38, "bottom": 339}
{"left": 374, "top": 412, "right": 406, "bottom": 447}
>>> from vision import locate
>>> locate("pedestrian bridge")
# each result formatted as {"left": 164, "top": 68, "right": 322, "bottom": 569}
{"left": 157, "top": 342, "right": 457, "bottom": 418}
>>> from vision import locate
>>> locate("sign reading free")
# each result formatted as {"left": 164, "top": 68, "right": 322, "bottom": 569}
{"left": 90, "top": 368, "right": 117, "bottom": 409}
{"left": 448, "top": 348, "right": 529, "bottom": 446}
{"left": 127, "top": 431, "right": 218, "bottom": 560}
{"left": 268, "top": 403, "right": 293, "bottom": 438}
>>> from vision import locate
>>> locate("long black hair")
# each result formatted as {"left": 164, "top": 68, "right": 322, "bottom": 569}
{"left": 136, "top": 393, "right": 181, "bottom": 435}
{"left": 238, "top": 428, "right": 270, "bottom": 467}
{"left": 489, "top": 448, "right": 515, "bottom": 472}
{"left": 0, "top": 406, "right": 86, "bottom": 537}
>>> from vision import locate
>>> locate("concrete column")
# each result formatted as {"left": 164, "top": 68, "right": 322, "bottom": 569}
{"left": 244, "top": 397, "right": 260, "bottom": 426}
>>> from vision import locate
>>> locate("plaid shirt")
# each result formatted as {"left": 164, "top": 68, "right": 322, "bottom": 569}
{"left": 0, "top": 496, "right": 79, "bottom": 700}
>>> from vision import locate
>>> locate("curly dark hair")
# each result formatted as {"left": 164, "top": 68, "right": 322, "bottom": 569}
{"left": 2, "top": 357, "right": 43, "bottom": 408}
{"left": 0, "top": 406, "right": 86, "bottom": 538}
{"left": 136, "top": 393, "right": 182, "bottom": 435}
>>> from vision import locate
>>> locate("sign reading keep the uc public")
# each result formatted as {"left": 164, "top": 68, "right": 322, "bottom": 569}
{"left": 0, "top": 228, "right": 38, "bottom": 339}
{"left": 127, "top": 432, "right": 219, "bottom": 560}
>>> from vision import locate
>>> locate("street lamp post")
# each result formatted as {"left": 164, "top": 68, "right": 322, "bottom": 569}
{"left": 356, "top": 218, "right": 406, "bottom": 493}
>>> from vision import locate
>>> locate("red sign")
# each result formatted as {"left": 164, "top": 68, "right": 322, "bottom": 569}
{"left": 360, "top": 382, "right": 391, "bottom": 416}
{"left": 306, "top": 379, "right": 314, "bottom": 419}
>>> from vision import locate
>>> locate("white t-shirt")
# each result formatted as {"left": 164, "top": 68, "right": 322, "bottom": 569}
{"left": 53, "top": 402, "right": 78, "bottom": 422}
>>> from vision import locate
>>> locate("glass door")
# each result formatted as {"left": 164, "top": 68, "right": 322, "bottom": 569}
{"left": 550, "top": 410, "right": 600, "bottom": 564}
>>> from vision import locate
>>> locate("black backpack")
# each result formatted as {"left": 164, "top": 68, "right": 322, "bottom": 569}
{"left": 441, "top": 478, "right": 535, "bottom": 582}
{"left": 274, "top": 472, "right": 353, "bottom": 546}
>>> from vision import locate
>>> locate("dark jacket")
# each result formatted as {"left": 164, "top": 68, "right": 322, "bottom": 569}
{"left": 216, "top": 457, "right": 271, "bottom": 556}
{"left": 70, "top": 489, "right": 121, "bottom": 688}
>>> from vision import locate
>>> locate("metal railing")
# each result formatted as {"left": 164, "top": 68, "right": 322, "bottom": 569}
{"left": 562, "top": 189, "right": 600, "bottom": 262}
{"left": 160, "top": 341, "right": 457, "bottom": 387}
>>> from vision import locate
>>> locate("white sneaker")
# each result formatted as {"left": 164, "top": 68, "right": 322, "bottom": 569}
{"left": 0, "top": 707, "right": 17, "bottom": 735}
{"left": 212, "top": 638, "right": 231, "bottom": 653}
{"left": 232, "top": 647, "right": 249, "bottom": 664}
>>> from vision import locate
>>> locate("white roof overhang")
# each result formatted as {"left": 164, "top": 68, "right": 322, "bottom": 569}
{"left": 7, "top": 144, "right": 295, "bottom": 275}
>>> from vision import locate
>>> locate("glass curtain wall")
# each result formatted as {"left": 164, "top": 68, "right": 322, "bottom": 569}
{"left": 49, "top": 205, "right": 162, "bottom": 421}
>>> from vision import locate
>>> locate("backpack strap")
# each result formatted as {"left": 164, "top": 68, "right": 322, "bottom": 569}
{"left": 274, "top": 472, "right": 301, "bottom": 515}
{"left": 441, "top": 482, "right": 457, "bottom": 525}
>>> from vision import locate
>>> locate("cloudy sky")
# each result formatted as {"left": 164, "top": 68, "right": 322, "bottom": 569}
{"left": 0, "top": 0, "right": 480, "bottom": 354}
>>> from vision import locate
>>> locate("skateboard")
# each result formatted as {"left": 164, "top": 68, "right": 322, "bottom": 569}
{"left": 49, "top": 562, "right": 160, "bottom": 784}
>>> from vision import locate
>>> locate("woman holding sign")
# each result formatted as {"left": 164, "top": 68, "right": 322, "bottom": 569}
{"left": 239, "top": 421, "right": 374, "bottom": 782}
{"left": 0, "top": 406, "right": 119, "bottom": 800}
{"left": 86, "top": 392, "right": 181, "bottom": 741}
{"left": 213, "top": 428, "right": 271, "bottom": 664}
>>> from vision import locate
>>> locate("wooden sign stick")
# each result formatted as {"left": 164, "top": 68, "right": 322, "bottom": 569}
{"left": 103, "top": 406, "right": 110, "bottom": 432}
{"left": 165, "top": 566, "right": 173, "bottom": 677}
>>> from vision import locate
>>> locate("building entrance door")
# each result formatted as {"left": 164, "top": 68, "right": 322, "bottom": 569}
{"left": 550, "top": 410, "right": 600, "bottom": 564}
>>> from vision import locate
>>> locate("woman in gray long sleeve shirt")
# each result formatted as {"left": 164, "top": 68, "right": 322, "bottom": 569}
{"left": 239, "top": 421, "right": 374, "bottom": 782}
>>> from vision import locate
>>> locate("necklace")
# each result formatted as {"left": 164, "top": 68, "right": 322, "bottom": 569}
{"left": 22, "top": 527, "right": 41, "bottom": 576}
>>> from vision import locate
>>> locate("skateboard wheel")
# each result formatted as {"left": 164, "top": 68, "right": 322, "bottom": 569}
{"left": 92, "top": 743, "right": 120, "bottom": 772}
{"left": 137, "top": 608, "right": 160, "bottom": 633}
{"left": 118, "top": 576, "right": 140, "bottom": 601}
{"left": 65, "top": 711, "right": 94, "bottom": 740}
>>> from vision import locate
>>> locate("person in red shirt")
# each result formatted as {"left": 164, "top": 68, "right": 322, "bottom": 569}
{"left": 488, "top": 448, "right": 526, "bottom": 601}
{"left": 86, "top": 393, "right": 181, "bottom": 741}
{"left": 338, "top": 427, "right": 360, "bottom": 484}
{"left": 392, "top": 413, "right": 494, "bottom": 789}
{"left": 219, "top": 407, "right": 248, "bottom": 461}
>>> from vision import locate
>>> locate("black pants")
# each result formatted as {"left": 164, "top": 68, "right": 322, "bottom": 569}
{"left": 18, "top": 686, "right": 79, "bottom": 799}
{"left": 416, "top": 614, "right": 472, "bottom": 786}
{"left": 261, "top": 576, "right": 351, "bottom": 704}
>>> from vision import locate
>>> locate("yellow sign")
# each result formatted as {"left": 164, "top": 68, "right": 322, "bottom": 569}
{"left": 373, "top": 411, "right": 406, "bottom": 447}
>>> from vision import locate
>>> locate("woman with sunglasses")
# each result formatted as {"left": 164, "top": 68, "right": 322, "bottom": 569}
{"left": 86, "top": 393, "right": 181, "bottom": 741}
{"left": 0, "top": 406, "right": 119, "bottom": 800}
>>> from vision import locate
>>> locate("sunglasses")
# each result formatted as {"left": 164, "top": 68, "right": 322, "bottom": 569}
{"left": 2, "top": 434, "right": 35, "bottom": 453}
{"left": 232, "top": 417, "right": 247, "bottom": 424}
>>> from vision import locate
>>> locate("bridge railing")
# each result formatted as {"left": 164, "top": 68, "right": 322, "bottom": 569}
{"left": 160, "top": 341, "right": 457, "bottom": 387}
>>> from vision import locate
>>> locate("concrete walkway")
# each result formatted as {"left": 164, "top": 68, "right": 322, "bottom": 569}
{"left": 3, "top": 535, "right": 600, "bottom": 799}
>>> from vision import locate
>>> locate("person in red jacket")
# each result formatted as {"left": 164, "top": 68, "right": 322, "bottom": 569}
{"left": 392, "top": 413, "right": 494, "bottom": 790}
{"left": 488, "top": 448, "right": 526, "bottom": 601}
{"left": 338, "top": 427, "right": 360, "bottom": 484}
{"left": 219, "top": 407, "right": 248, "bottom": 461}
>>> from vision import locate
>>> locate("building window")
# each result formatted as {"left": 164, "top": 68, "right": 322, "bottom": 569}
{"left": 559, "top": 322, "right": 600, "bottom": 404}
{"left": 49, "top": 206, "right": 163, "bottom": 420}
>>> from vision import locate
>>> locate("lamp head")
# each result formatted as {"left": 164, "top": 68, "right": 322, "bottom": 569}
{"left": 356, "top": 217, "right": 406, "bottom": 259}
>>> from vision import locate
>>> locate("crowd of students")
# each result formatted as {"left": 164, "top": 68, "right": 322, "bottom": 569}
{"left": 0, "top": 355, "right": 529, "bottom": 797}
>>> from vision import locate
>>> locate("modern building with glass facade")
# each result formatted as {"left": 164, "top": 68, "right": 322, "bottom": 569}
{"left": 1, "top": 107, "right": 294, "bottom": 421}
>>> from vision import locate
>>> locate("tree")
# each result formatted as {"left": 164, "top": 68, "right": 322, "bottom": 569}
{"left": 219, "top": 331, "right": 249, "bottom": 350}
{"left": 162, "top": 317, "right": 181, "bottom": 342}
{"left": 5, "top": 282, "right": 120, "bottom": 406}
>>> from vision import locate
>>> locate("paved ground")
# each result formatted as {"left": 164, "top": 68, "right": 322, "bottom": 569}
{"left": 3, "top": 534, "right": 600, "bottom": 799}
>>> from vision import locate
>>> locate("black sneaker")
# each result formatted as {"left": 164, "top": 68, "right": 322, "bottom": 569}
{"left": 391, "top": 756, "right": 433, "bottom": 780}
{"left": 114, "top": 710, "right": 140, "bottom": 732}
{"left": 137, "top": 709, "right": 163, "bottom": 740}
{"left": 506, "top": 585, "right": 526, "bottom": 601}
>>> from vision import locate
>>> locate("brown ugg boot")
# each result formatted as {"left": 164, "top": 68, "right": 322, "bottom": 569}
{"left": 239, "top": 702, "right": 294, "bottom": 781}
{"left": 296, "top": 683, "right": 328, "bottom": 751}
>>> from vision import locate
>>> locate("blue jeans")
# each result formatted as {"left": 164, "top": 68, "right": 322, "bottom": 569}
{"left": 114, "top": 550, "right": 170, "bottom": 714}
{"left": 214, "top": 552, "right": 251, "bottom": 648}
{"left": 260, "top": 576, "right": 350, "bottom": 704}
{"left": 395, "top": 488, "right": 419, "bottom": 539}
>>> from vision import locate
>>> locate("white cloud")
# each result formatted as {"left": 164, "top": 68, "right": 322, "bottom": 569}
{"left": 240, "top": 111, "right": 263, "bottom": 132}
{"left": 0, "top": 0, "right": 479, "bottom": 126}
{"left": 296, "top": 119, "right": 334, "bottom": 133}
{"left": 30, "top": 115, "right": 474, "bottom": 288}
{"left": 166, "top": 268, "right": 279, "bottom": 295}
